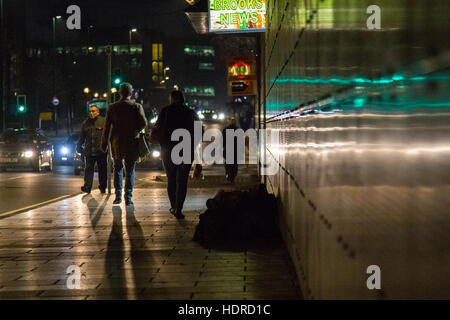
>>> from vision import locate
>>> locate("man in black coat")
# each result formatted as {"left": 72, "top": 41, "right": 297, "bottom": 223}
{"left": 222, "top": 117, "right": 239, "bottom": 184}
{"left": 77, "top": 105, "right": 107, "bottom": 194}
{"left": 153, "top": 90, "right": 200, "bottom": 219}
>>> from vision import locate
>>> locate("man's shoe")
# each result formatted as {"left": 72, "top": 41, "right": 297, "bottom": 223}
{"left": 125, "top": 199, "right": 134, "bottom": 206}
{"left": 175, "top": 211, "right": 185, "bottom": 220}
{"left": 81, "top": 186, "right": 91, "bottom": 194}
{"left": 113, "top": 197, "right": 122, "bottom": 204}
{"left": 169, "top": 208, "right": 176, "bottom": 216}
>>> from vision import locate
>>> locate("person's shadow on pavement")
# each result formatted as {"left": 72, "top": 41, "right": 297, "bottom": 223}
{"left": 88, "top": 195, "right": 110, "bottom": 229}
{"left": 104, "top": 206, "right": 127, "bottom": 299}
{"left": 126, "top": 206, "right": 156, "bottom": 299}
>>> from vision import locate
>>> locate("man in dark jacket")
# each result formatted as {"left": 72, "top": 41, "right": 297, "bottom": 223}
{"left": 77, "top": 105, "right": 107, "bottom": 194}
{"left": 222, "top": 117, "right": 239, "bottom": 184}
{"left": 154, "top": 90, "right": 199, "bottom": 219}
{"left": 101, "top": 83, "right": 147, "bottom": 206}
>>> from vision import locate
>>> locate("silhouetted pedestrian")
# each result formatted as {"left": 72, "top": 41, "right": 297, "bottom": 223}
{"left": 222, "top": 117, "right": 239, "bottom": 184}
{"left": 77, "top": 105, "right": 107, "bottom": 194}
{"left": 153, "top": 90, "right": 200, "bottom": 219}
{"left": 101, "top": 83, "right": 147, "bottom": 206}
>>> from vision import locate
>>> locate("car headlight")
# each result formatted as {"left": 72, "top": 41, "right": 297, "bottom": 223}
{"left": 197, "top": 111, "right": 205, "bottom": 120}
{"left": 152, "top": 150, "right": 160, "bottom": 158}
{"left": 61, "top": 146, "right": 69, "bottom": 155}
{"left": 24, "top": 150, "right": 34, "bottom": 158}
{"left": 219, "top": 113, "right": 225, "bottom": 120}
{"left": 150, "top": 116, "right": 158, "bottom": 124}
{"left": 212, "top": 114, "right": 218, "bottom": 120}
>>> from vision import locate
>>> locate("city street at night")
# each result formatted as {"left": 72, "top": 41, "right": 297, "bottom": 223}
{"left": 0, "top": 0, "right": 449, "bottom": 308}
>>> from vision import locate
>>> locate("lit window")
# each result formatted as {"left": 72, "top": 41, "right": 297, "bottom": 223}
{"left": 199, "top": 62, "right": 215, "bottom": 70}
{"left": 152, "top": 43, "right": 163, "bottom": 60}
{"left": 152, "top": 43, "right": 164, "bottom": 82}
{"left": 184, "top": 45, "right": 215, "bottom": 57}
{"left": 184, "top": 86, "right": 215, "bottom": 97}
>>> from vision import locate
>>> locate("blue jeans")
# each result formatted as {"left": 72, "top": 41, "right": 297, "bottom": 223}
{"left": 113, "top": 159, "right": 136, "bottom": 201}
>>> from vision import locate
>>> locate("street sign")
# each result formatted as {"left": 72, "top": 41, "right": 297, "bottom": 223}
{"left": 40, "top": 112, "right": 53, "bottom": 121}
{"left": 228, "top": 80, "right": 256, "bottom": 96}
{"left": 52, "top": 97, "right": 60, "bottom": 106}
{"left": 232, "top": 81, "right": 249, "bottom": 92}
{"left": 227, "top": 56, "right": 257, "bottom": 96}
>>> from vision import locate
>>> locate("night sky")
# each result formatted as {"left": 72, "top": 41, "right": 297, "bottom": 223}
{"left": 24, "top": 0, "right": 198, "bottom": 43}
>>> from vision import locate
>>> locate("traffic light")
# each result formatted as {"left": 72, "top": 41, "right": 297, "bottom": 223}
{"left": 17, "top": 94, "right": 27, "bottom": 113}
{"left": 113, "top": 68, "right": 122, "bottom": 85}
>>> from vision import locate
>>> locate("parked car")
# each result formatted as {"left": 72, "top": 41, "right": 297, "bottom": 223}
{"left": 0, "top": 129, "right": 54, "bottom": 172}
{"left": 57, "top": 132, "right": 79, "bottom": 165}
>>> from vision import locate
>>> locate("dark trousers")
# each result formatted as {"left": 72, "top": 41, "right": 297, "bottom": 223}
{"left": 225, "top": 164, "right": 238, "bottom": 182}
{"left": 114, "top": 158, "right": 136, "bottom": 200}
{"left": 84, "top": 154, "right": 107, "bottom": 191}
{"left": 161, "top": 150, "right": 192, "bottom": 213}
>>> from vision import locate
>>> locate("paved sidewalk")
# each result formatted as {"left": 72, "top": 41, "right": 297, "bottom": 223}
{"left": 0, "top": 187, "right": 302, "bottom": 300}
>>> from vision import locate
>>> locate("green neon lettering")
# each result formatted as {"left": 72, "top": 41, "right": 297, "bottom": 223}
{"left": 239, "top": 12, "right": 251, "bottom": 25}
{"left": 220, "top": 13, "right": 230, "bottom": 25}
{"left": 247, "top": 0, "right": 256, "bottom": 9}
{"left": 213, "top": 0, "right": 221, "bottom": 10}
{"left": 250, "top": 12, "right": 259, "bottom": 23}
{"left": 238, "top": 0, "right": 246, "bottom": 9}
{"left": 255, "top": 0, "right": 263, "bottom": 9}
{"left": 222, "top": 0, "right": 230, "bottom": 10}
{"left": 230, "top": 13, "right": 239, "bottom": 24}
{"left": 230, "top": 0, "right": 238, "bottom": 10}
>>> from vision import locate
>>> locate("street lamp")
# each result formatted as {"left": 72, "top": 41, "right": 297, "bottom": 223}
{"left": 94, "top": 93, "right": 99, "bottom": 98}
{"left": 83, "top": 87, "right": 90, "bottom": 94}
{"left": 128, "top": 28, "right": 138, "bottom": 77}
{"left": 129, "top": 28, "right": 137, "bottom": 54}
{"left": 52, "top": 15, "right": 62, "bottom": 136}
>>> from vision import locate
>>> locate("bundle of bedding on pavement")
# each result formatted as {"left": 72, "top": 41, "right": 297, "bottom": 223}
{"left": 193, "top": 184, "right": 280, "bottom": 245}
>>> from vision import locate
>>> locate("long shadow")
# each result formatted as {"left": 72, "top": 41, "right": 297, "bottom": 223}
{"left": 126, "top": 206, "right": 157, "bottom": 299}
{"left": 104, "top": 206, "right": 127, "bottom": 299}
{"left": 89, "top": 195, "right": 111, "bottom": 229}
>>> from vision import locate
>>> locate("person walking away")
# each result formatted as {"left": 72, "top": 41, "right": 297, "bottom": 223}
{"left": 153, "top": 90, "right": 199, "bottom": 219}
{"left": 222, "top": 117, "right": 239, "bottom": 184}
{"left": 101, "top": 83, "right": 147, "bottom": 206}
{"left": 77, "top": 105, "right": 107, "bottom": 194}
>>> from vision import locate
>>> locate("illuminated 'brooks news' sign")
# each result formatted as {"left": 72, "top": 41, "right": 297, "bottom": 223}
{"left": 209, "top": 0, "right": 266, "bottom": 33}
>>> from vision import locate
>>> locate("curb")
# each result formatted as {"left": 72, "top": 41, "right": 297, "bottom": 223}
{"left": 0, "top": 192, "right": 83, "bottom": 220}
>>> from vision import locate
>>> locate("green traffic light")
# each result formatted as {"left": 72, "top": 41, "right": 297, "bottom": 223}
{"left": 114, "top": 78, "right": 121, "bottom": 84}
{"left": 18, "top": 106, "right": 25, "bottom": 112}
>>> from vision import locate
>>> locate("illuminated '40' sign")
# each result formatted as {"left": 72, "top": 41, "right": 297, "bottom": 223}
{"left": 226, "top": 56, "right": 257, "bottom": 81}
{"left": 229, "top": 61, "right": 251, "bottom": 77}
